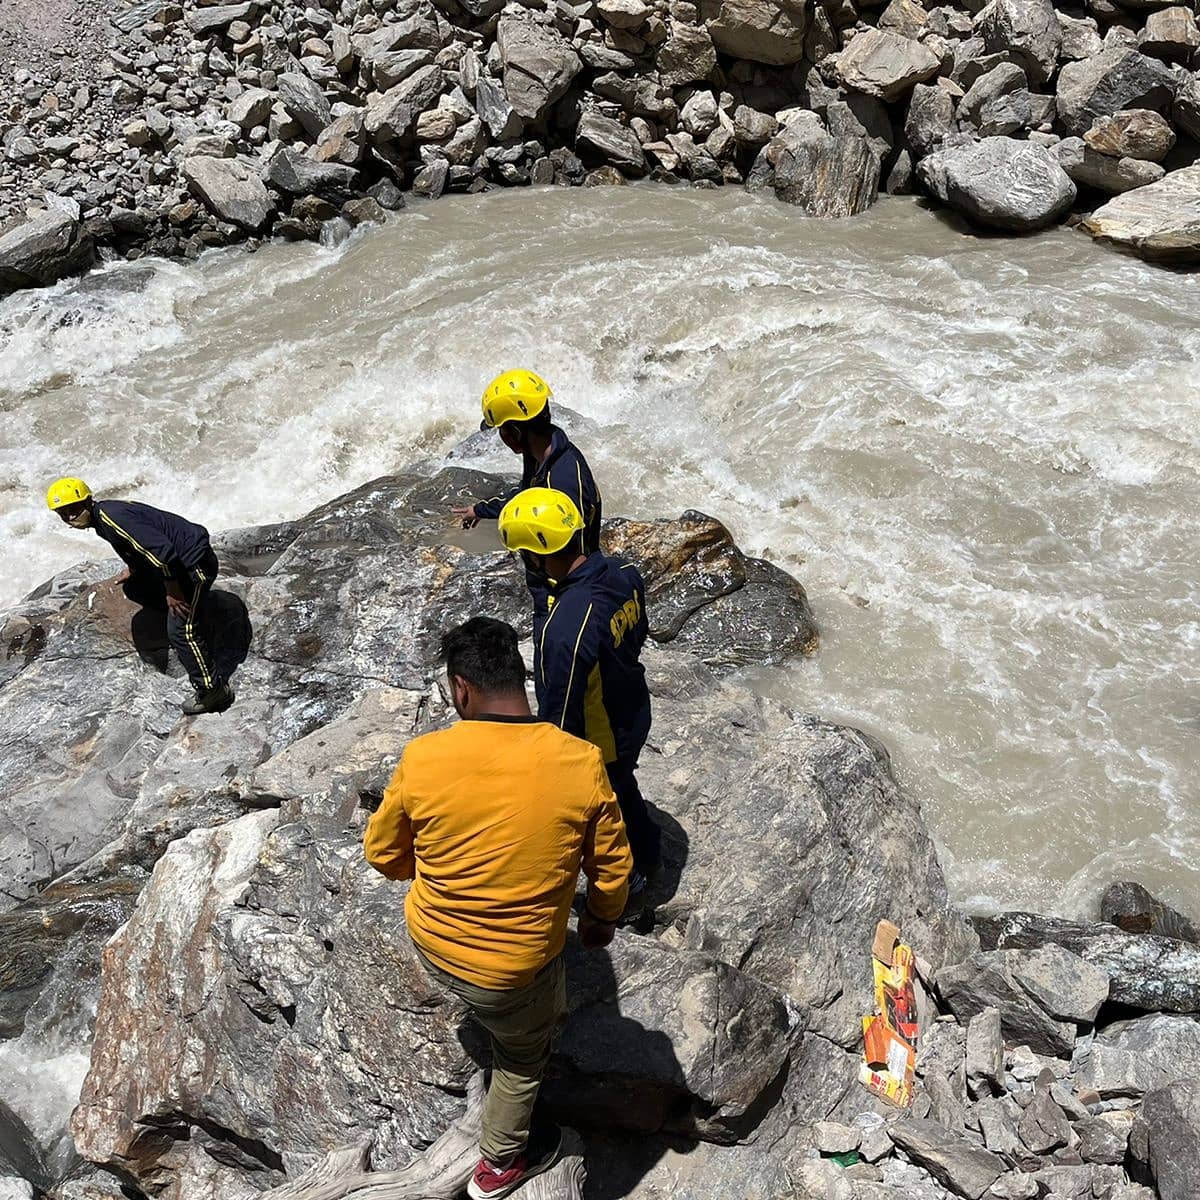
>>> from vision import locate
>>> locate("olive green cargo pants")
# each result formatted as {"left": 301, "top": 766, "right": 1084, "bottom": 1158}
{"left": 418, "top": 951, "right": 567, "bottom": 1163}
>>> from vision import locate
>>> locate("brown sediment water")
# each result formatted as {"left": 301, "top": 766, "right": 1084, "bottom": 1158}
{"left": 0, "top": 184, "right": 1196, "bottom": 923}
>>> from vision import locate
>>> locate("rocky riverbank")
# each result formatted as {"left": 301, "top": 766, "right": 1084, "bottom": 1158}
{"left": 0, "top": 447, "right": 1197, "bottom": 1200}
{"left": 1, "top": 0, "right": 1200, "bottom": 295}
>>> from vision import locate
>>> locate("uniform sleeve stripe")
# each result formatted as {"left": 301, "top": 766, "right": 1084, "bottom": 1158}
{"left": 98, "top": 510, "right": 168, "bottom": 572}
{"left": 539, "top": 599, "right": 563, "bottom": 685}
{"left": 560, "top": 603, "right": 593, "bottom": 726}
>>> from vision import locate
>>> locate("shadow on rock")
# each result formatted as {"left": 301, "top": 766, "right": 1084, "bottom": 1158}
{"left": 128, "top": 585, "right": 252, "bottom": 685}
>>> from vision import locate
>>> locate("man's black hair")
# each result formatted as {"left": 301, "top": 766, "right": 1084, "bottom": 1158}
{"left": 502, "top": 404, "right": 553, "bottom": 442}
{"left": 441, "top": 617, "right": 525, "bottom": 693}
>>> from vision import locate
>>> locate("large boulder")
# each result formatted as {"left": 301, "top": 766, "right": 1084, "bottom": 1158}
{"left": 1057, "top": 137, "right": 1166, "bottom": 192}
{"left": 752, "top": 112, "right": 882, "bottom": 217}
{"left": 497, "top": 17, "right": 582, "bottom": 122}
{"left": 905, "top": 83, "right": 956, "bottom": 157}
{"left": 1081, "top": 164, "right": 1200, "bottom": 262}
{"left": 1135, "top": 1078, "right": 1200, "bottom": 1200}
{"left": 657, "top": 20, "right": 718, "bottom": 86}
{"left": 276, "top": 71, "right": 333, "bottom": 138}
{"left": 976, "top": 0, "right": 1062, "bottom": 86}
{"left": 936, "top": 944, "right": 1109, "bottom": 1056}
{"left": 958, "top": 63, "right": 1034, "bottom": 136}
{"left": 697, "top": 0, "right": 809, "bottom": 65}
{"left": 834, "top": 28, "right": 941, "bottom": 102}
{"left": 1055, "top": 48, "right": 1178, "bottom": 136}
{"left": 1083, "top": 108, "right": 1176, "bottom": 160}
{"left": 1075, "top": 1013, "right": 1200, "bottom": 1097}
{"left": 980, "top": 911, "right": 1200, "bottom": 1013}
{"left": 265, "top": 147, "right": 360, "bottom": 201}
{"left": 1173, "top": 72, "right": 1200, "bottom": 141}
{"left": 918, "top": 135, "right": 1076, "bottom": 231}
{"left": 19, "top": 455, "right": 974, "bottom": 1197}
{"left": 180, "top": 157, "right": 275, "bottom": 231}
{"left": 0, "top": 210, "right": 94, "bottom": 295}
{"left": 575, "top": 112, "right": 648, "bottom": 177}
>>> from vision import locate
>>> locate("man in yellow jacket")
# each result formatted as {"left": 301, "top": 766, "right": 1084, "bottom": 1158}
{"left": 364, "top": 616, "right": 632, "bottom": 1200}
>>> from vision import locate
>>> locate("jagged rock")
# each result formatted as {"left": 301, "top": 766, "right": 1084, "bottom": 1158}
{"left": 1173, "top": 73, "right": 1200, "bottom": 141}
{"left": 976, "top": 0, "right": 1062, "bottom": 86}
{"left": 1075, "top": 1111, "right": 1133, "bottom": 1164}
{"left": 186, "top": 3, "right": 258, "bottom": 37}
{"left": 965, "top": 1007, "right": 1004, "bottom": 1096}
{"left": 180, "top": 157, "right": 274, "bottom": 231}
{"left": 834, "top": 29, "right": 941, "bottom": 101}
{"left": 475, "top": 75, "right": 523, "bottom": 140}
{"left": 1100, "top": 882, "right": 1199, "bottom": 942}
{"left": 754, "top": 112, "right": 881, "bottom": 217}
{"left": 904, "top": 83, "right": 955, "bottom": 156}
{"left": 976, "top": 1095, "right": 1023, "bottom": 1157}
{"left": 372, "top": 48, "right": 437, "bottom": 91}
{"left": 889, "top": 1118, "right": 1005, "bottom": 1199}
{"left": 917, "top": 136, "right": 1076, "bottom": 232}
{"left": 697, "top": 0, "right": 808, "bottom": 65}
{"left": 1076, "top": 1013, "right": 1200, "bottom": 1097}
{"left": 265, "top": 148, "right": 360, "bottom": 201}
{"left": 0, "top": 209, "right": 93, "bottom": 294}
{"left": 1084, "top": 109, "right": 1175, "bottom": 160}
{"left": 1059, "top": 13, "right": 1104, "bottom": 60}
{"left": 815, "top": 1121, "right": 860, "bottom": 1153}
{"left": 1055, "top": 48, "right": 1177, "bottom": 136}
{"left": 981, "top": 911, "right": 1200, "bottom": 1012}
{"left": 959, "top": 63, "right": 1033, "bottom": 136}
{"left": 277, "top": 72, "right": 333, "bottom": 139}
{"left": 1139, "top": 6, "right": 1200, "bottom": 62}
{"left": 1134, "top": 1077, "right": 1200, "bottom": 1200}
{"left": 1057, "top": 137, "right": 1166, "bottom": 191}
{"left": 497, "top": 17, "right": 582, "bottom": 122}
{"left": 656, "top": 20, "right": 718, "bottom": 86}
{"left": 597, "top": 0, "right": 651, "bottom": 29}
{"left": 937, "top": 944, "right": 1107, "bottom": 1056}
{"left": 987, "top": 1172, "right": 1039, "bottom": 1200}
{"left": 228, "top": 88, "right": 274, "bottom": 132}
{"left": 733, "top": 104, "right": 779, "bottom": 145}
{"left": 1017, "top": 1087, "right": 1070, "bottom": 1154}
{"left": 575, "top": 112, "right": 648, "bottom": 176}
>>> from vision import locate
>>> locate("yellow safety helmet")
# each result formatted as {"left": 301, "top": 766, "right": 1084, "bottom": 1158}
{"left": 480, "top": 369, "right": 552, "bottom": 430}
{"left": 498, "top": 487, "right": 582, "bottom": 555}
{"left": 46, "top": 477, "right": 92, "bottom": 510}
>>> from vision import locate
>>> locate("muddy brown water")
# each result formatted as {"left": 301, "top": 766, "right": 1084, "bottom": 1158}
{"left": 1, "top": 183, "right": 1196, "bottom": 927}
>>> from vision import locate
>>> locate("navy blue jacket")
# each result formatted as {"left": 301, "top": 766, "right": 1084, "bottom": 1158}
{"left": 474, "top": 426, "right": 602, "bottom": 554}
{"left": 91, "top": 500, "right": 212, "bottom": 581}
{"left": 534, "top": 552, "right": 651, "bottom": 766}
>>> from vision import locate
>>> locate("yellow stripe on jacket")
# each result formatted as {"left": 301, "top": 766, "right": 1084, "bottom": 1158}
{"left": 363, "top": 719, "right": 632, "bottom": 991}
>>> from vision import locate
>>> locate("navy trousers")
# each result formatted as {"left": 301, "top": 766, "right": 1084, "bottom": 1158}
{"left": 123, "top": 549, "right": 221, "bottom": 692}
{"left": 606, "top": 758, "right": 661, "bottom": 876}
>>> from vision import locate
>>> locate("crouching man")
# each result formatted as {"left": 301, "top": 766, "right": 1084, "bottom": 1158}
{"left": 46, "top": 476, "right": 233, "bottom": 715}
{"left": 363, "top": 616, "right": 632, "bottom": 1199}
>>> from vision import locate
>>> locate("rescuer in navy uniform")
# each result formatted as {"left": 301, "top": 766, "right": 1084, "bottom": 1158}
{"left": 452, "top": 370, "right": 602, "bottom": 612}
{"left": 46, "top": 477, "right": 234, "bottom": 715}
{"left": 497, "top": 486, "right": 660, "bottom": 917}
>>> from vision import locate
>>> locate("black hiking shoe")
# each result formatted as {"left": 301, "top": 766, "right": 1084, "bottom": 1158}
{"left": 618, "top": 869, "right": 654, "bottom": 931}
{"left": 181, "top": 682, "right": 235, "bottom": 716}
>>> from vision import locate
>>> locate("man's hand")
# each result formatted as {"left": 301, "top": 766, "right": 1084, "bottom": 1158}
{"left": 165, "top": 581, "right": 192, "bottom": 619}
{"left": 578, "top": 910, "right": 616, "bottom": 950}
{"left": 112, "top": 568, "right": 131, "bottom": 585}
{"left": 451, "top": 505, "right": 480, "bottom": 529}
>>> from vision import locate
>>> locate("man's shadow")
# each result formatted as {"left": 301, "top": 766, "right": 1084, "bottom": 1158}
{"left": 130, "top": 586, "right": 252, "bottom": 685}
{"left": 454, "top": 934, "right": 696, "bottom": 1200}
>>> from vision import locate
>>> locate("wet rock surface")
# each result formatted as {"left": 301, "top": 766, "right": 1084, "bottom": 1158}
{"left": 0, "top": 450, "right": 1196, "bottom": 1197}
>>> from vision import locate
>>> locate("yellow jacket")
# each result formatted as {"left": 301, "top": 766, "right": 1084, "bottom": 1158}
{"left": 363, "top": 716, "right": 632, "bottom": 990}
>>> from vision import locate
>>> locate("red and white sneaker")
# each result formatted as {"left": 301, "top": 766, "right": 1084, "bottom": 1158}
{"left": 466, "top": 1125, "right": 562, "bottom": 1200}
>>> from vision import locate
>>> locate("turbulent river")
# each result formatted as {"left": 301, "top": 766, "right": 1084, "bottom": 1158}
{"left": 2, "top": 184, "right": 1197, "bottom": 928}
